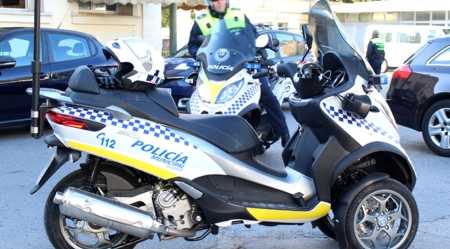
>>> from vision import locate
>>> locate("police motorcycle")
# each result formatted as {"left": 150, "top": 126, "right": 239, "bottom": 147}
{"left": 29, "top": 1, "right": 418, "bottom": 248}
{"left": 186, "top": 17, "right": 287, "bottom": 154}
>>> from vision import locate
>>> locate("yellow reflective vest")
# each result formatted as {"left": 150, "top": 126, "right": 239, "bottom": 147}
{"left": 195, "top": 8, "right": 246, "bottom": 36}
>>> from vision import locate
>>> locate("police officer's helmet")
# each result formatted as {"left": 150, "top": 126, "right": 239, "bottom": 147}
{"left": 205, "top": 0, "right": 230, "bottom": 12}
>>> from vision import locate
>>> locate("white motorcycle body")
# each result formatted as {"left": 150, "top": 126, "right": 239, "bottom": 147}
{"left": 29, "top": 1, "right": 418, "bottom": 249}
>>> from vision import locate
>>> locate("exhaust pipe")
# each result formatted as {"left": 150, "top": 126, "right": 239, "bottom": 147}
{"left": 54, "top": 187, "right": 196, "bottom": 239}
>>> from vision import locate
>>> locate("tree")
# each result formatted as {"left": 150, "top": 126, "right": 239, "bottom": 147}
{"left": 162, "top": 8, "right": 170, "bottom": 28}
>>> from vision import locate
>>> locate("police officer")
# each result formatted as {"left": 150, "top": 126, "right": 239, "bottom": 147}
{"left": 188, "top": 0, "right": 290, "bottom": 147}
{"left": 366, "top": 30, "right": 385, "bottom": 74}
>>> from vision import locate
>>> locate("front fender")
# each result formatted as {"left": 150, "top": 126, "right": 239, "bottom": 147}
{"left": 331, "top": 142, "right": 416, "bottom": 192}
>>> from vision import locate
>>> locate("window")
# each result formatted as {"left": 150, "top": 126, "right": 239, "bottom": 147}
{"left": 294, "top": 34, "right": 306, "bottom": 55}
{"left": 0, "top": 0, "right": 26, "bottom": 8}
{"left": 276, "top": 33, "right": 298, "bottom": 58}
{"left": 359, "top": 13, "right": 371, "bottom": 22}
{"left": 385, "top": 12, "right": 398, "bottom": 22}
{"left": 379, "top": 31, "right": 393, "bottom": 42}
{"left": 79, "top": 1, "right": 117, "bottom": 14}
{"left": 48, "top": 33, "right": 92, "bottom": 62}
{"left": 432, "top": 11, "right": 446, "bottom": 21}
{"left": 397, "top": 30, "right": 421, "bottom": 44}
{"left": 401, "top": 12, "right": 415, "bottom": 22}
{"left": 278, "top": 23, "right": 288, "bottom": 31}
{"left": 416, "top": 11, "right": 430, "bottom": 22}
{"left": 336, "top": 13, "right": 346, "bottom": 22}
{"left": 372, "top": 13, "right": 384, "bottom": 22}
{"left": 347, "top": 13, "right": 358, "bottom": 22}
{"left": 263, "top": 32, "right": 276, "bottom": 59}
{"left": 0, "top": 33, "right": 41, "bottom": 67}
{"left": 429, "top": 47, "right": 450, "bottom": 65}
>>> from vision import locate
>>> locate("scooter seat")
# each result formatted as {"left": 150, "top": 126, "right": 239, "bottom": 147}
{"left": 64, "top": 66, "right": 260, "bottom": 154}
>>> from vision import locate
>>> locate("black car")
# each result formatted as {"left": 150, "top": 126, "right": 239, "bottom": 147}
{"left": 386, "top": 36, "right": 450, "bottom": 157}
{"left": 160, "top": 29, "right": 316, "bottom": 110}
{"left": 0, "top": 27, "right": 115, "bottom": 127}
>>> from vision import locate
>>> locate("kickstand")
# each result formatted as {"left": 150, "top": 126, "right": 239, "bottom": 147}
{"left": 184, "top": 227, "right": 212, "bottom": 241}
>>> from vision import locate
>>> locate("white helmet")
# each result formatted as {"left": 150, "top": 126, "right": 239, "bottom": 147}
{"left": 205, "top": 0, "right": 229, "bottom": 14}
{"left": 103, "top": 37, "right": 165, "bottom": 91}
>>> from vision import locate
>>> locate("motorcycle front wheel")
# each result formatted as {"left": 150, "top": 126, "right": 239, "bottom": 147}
{"left": 44, "top": 169, "right": 138, "bottom": 249}
{"left": 345, "top": 178, "right": 418, "bottom": 249}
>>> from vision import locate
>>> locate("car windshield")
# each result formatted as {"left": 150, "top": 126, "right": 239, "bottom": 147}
{"left": 171, "top": 45, "right": 190, "bottom": 58}
{"left": 196, "top": 18, "right": 256, "bottom": 75}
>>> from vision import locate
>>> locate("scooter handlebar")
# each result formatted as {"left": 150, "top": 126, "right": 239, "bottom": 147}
{"left": 252, "top": 70, "right": 269, "bottom": 79}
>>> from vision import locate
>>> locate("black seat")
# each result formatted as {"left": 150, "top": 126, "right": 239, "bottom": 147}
{"left": 64, "top": 66, "right": 260, "bottom": 154}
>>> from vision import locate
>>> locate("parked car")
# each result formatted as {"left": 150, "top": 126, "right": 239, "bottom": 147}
{"left": 160, "top": 29, "right": 316, "bottom": 110}
{"left": 386, "top": 36, "right": 450, "bottom": 157}
{"left": 161, "top": 44, "right": 197, "bottom": 110}
{"left": 0, "top": 27, "right": 115, "bottom": 127}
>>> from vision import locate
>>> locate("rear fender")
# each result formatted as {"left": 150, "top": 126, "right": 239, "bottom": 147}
{"left": 30, "top": 144, "right": 81, "bottom": 194}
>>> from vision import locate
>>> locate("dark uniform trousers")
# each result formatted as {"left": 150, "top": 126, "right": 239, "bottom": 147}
{"left": 259, "top": 76, "right": 289, "bottom": 137}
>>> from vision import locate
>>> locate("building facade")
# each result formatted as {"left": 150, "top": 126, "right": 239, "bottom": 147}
{"left": 0, "top": 0, "right": 163, "bottom": 50}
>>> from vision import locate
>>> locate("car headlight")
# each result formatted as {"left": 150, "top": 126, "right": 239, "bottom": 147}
{"left": 197, "top": 77, "right": 211, "bottom": 103}
{"left": 216, "top": 79, "right": 244, "bottom": 104}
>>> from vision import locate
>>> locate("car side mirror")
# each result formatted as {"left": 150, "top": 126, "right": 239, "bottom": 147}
{"left": 0, "top": 56, "right": 16, "bottom": 69}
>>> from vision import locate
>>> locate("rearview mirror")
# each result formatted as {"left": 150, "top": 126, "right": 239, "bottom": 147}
{"left": 272, "top": 38, "right": 279, "bottom": 47}
{"left": 300, "top": 24, "right": 313, "bottom": 62}
{"left": 301, "top": 24, "right": 313, "bottom": 49}
{"left": 256, "top": 34, "right": 269, "bottom": 48}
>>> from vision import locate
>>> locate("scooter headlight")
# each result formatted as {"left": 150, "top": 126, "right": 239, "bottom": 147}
{"left": 216, "top": 79, "right": 244, "bottom": 104}
{"left": 197, "top": 77, "right": 211, "bottom": 103}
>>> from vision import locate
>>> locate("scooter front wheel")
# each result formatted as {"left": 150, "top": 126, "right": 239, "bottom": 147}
{"left": 345, "top": 178, "right": 418, "bottom": 249}
{"left": 44, "top": 169, "right": 137, "bottom": 249}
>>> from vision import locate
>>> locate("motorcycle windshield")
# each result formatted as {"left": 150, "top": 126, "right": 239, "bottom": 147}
{"left": 196, "top": 18, "right": 256, "bottom": 75}
{"left": 309, "top": 0, "right": 375, "bottom": 75}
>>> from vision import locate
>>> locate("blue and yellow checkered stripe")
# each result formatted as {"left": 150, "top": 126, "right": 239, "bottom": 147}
{"left": 57, "top": 106, "right": 197, "bottom": 149}
{"left": 323, "top": 103, "right": 399, "bottom": 144}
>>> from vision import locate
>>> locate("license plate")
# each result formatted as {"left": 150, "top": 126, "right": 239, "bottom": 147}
{"left": 36, "top": 153, "right": 55, "bottom": 185}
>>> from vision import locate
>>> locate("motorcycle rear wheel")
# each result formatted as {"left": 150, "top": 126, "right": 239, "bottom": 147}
{"left": 344, "top": 178, "right": 418, "bottom": 249}
{"left": 44, "top": 169, "right": 137, "bottom": 249}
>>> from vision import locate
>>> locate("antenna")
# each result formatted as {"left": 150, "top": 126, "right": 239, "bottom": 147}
{"left": 57, "top": 7, "right": 71, "bottom": 29}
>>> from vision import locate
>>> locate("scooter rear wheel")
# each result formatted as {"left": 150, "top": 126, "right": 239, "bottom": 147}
{"left": 344, "top": 178, "right": 418, "bottom": 249}
{"left": 44, "top": 169, "right": 137, "bottom": 249}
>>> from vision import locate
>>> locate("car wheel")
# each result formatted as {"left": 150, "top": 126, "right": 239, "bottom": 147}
{"left": 421, "top": 100, "right": 450, "bottom": 157}
{"left": 381, "top": 59, "right": 389, "bottom": 73}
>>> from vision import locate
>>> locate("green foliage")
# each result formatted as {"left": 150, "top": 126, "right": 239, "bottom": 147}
{"left": 162, "top": 8, "right": 170, "bottom": 28}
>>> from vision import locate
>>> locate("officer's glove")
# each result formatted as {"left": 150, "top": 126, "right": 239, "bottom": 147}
{"left": 94, "top": 68, "right": 123, "bottom": 89}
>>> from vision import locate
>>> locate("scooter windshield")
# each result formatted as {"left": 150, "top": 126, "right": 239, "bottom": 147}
{"left": 309, "top": 0, "right": 374, "bottom": 75}
{"left": 196, "top": 18, "right": 256, "bottom": 75}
